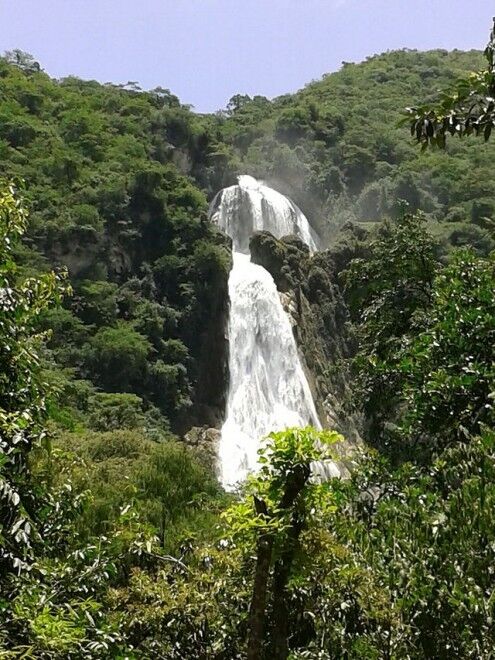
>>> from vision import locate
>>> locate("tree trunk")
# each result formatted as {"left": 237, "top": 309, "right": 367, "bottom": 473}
{"left": 271, "top": 560, "right": 291, "bottom": 658}
{"left": 272, "top": 514, "right": 304, "bottom": 659}
{"left": 272, "top": 464, "right": 310, "bottom": 660}
{"left": 247, "top": 465, "right": 310, "bottom": 659}
{"left": 247, "top": 497, "right": 273, "bottom": 660}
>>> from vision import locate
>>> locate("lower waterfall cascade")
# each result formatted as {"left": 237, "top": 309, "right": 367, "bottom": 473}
{"left": 211, "top": 175, "right": 337, "bottom": 488}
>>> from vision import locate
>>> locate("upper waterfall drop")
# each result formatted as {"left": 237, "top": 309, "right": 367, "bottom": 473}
{"left": 211, "top": 175, "right": 320, "bottom": 254}
{"left": 212, "top": 175, "right": 326, "bottom": 488}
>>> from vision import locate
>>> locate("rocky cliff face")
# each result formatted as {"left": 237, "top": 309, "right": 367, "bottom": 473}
{"left": 250, "top": 230, "right": 362, "bottom": 447}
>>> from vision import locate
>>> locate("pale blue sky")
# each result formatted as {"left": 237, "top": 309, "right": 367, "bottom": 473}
{"left": 0, "top": 1, "right": 492, "bottom": 111}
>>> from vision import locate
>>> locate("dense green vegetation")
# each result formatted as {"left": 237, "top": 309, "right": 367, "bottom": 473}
{"left": 1, "top": 30, "right": 495, "bottom": 658}
{"left": 214, "top": 49, "right": 495, "bottom": 253}
{"left": 409, "top": 19, "right": 495, "bottom": 148}
{"left": 1, "top": 45, "right": 493, "bottom": 440}
{"left": 0, "top": 49, "right": 232, "bottom": 436}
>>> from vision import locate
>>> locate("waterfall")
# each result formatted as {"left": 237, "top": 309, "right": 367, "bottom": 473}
{"left": 213, "top": 175, "right": 320, "bottom": 253}
{"left": 211, "top": 175, "right": 333, "bottom": 488}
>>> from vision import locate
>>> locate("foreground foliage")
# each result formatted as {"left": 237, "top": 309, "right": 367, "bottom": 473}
{"left": 329, "top": 431, "right": 495, "bottom": 658}
{"left": 0, "top": 186, "right": 225, "bottom": 658}
{"left": 408, "top": 19, "right": 495, "bottom": 147}
{"left": 0, "top": 184, "right": 67, "bottom": 577}
{"left": 344, "top": 211, "right": 438, "bottom": 449}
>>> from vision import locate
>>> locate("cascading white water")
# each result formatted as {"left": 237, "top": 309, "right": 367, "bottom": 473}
{"left": 220, "top": 252, "right": 322, "bottom": 487}
{"left": 213, "top": 175, "right": 320, "bottom": 253}
{"left": 212, "top": 175, "right": 331, "bottom": 488}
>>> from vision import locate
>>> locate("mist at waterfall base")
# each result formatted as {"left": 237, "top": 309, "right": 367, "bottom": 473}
{"left": 212, "top": 175, "right": 339, "bottom": 489}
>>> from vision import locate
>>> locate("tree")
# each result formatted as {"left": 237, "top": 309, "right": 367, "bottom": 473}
{"left": 89, "top": 322, "right": 151, "bottom": 392}
{"left": 344, "top": 212, "right": 438, "bottom": 452}
{"left": 407, "top": 18, "right": 495, "bottom": 147}
{"left": 327, "top": 428, "right": 495, "bottom": 658}
{"left": 227, "top": 94, "right": 252, "bottom": 115}
{"left": 87, "top": 392, "right": 145, "bottom": 431}
{"left": 76, "top": 280, "right": 118, "bottom": 327}
{"left": 399, "top": 249, "right": 495, "bottom": 455}
{"left": 0, "top": 183, "right": 67, "bottom": 575}
{"left": 224, "top": 427, "right": 341, "bottom": 659}
{"left": 3, "top": 49, "right": 41, "bottom": 73}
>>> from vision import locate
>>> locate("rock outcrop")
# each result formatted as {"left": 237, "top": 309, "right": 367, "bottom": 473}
{"left": 184, "top": 426, "right": 221, "bottom": 474}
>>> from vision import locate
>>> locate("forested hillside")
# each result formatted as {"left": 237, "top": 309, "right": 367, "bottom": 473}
{"left": 0, "top": 50, "right": 232, "bottom": 437}
{"left": 0, "top": 47, "right": 493, "bottom": 441}
{"left": 0, "top": 42, "right": 494, "bottom": 657}
{"left": 214, "top": 48, "right": 494, "bottom": 250}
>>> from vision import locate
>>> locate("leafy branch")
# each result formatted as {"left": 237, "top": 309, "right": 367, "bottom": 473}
{"left": 406, "top": 18, "right": 495, "bottom": 148}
